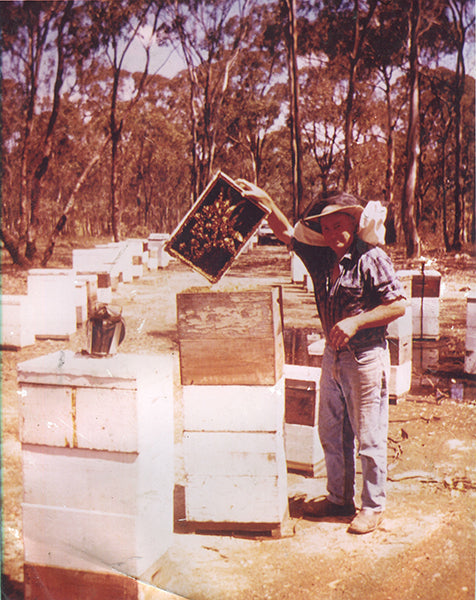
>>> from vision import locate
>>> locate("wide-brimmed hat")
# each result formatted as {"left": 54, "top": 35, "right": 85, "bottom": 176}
{"left": 302, "top": 194, "right": 365, "bottom": 232}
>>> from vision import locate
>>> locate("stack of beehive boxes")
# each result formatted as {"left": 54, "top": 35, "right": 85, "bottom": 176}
{"left": 465, "top": 290, "right": 476, "bottom": 377}
{"left": 126, "top": 239, "right": 145, "bottom": 279}
{"left": 75, "top": 273, "right": 98, "bottom": 319}
{"left": 388, "top": 271, "right": 413, "bottom": 401}
{"left": 177, "top": 286, "right": 288, "bottom": 533}
{"left": 148, "top": 233, "right": 171, "bottom": 269}
{"left": 18, "top": 350, "right": 174, "bottom": 599}
{"left": 410, "top": 268, "right": 442, "bottom": 340}
{"left": 402, "top": 267, "right": 442, "bottom": 375}
{"left": 283, "top": 364, "right": 324, "bottom": 476}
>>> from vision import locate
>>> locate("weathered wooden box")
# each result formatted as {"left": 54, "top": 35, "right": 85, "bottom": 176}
{"left": 17, "top": 351, "right": 174, "bottom": 581}
{"left": 177, "top": 286, "right": 284, "bottom": 385}
{"left": 284, "top": 364, "right": 324, "bottom": 476}
{"left": 165, "top": 172, "right": 269, "bottom": 283}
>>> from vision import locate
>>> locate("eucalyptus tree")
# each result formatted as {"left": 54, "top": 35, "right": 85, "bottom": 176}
{"left": 78, "top": 0, "right": 167, "bottom": 242}
{"left": 166, "top": 0, "right": 258, "bottom": 203}
{"left": 299, "top": 64, "right": 346, "bottom": 195}
{"left": 1, "top": 0, "right": 75, "bottom": 266}
{"left": 446, "top": 0, "right": 475, "bottom": 250}
{"left": 119, "top": 71, "right": 192, "bottom": 233}
{"left": 223, "top": 2, "right": 287, "bottom": 185}
{"left": 364, "top": 0, "right": 408, "bottom": 241}
{"left": 283, "top": 0, "right": 304, "bottom": 221}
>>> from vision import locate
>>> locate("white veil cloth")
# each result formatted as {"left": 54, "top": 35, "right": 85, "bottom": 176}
{"left": 293, "top": 201, "right": 387, "bottom": 247}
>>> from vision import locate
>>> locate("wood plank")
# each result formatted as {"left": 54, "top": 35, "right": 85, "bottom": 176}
{"left": 176, "top": 287, "right": 282, "bottom": 339}
{"left": 179, "top": 336, "right": 284, "bottom": 385}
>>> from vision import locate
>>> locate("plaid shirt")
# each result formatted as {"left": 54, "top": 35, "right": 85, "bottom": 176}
{"left": 292, "top": 237, "right": 405, "bottom": 351}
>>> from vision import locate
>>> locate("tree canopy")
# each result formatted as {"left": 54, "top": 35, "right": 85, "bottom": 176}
{"left": 1, "top": 0, "right": 474, "bottom": 264}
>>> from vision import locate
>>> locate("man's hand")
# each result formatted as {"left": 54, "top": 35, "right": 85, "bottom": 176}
{"left": 329, "top": 317, "right": 359, "bottom": 350}
{"left": 236, "top": 179, "right": 275, "bottom": 213}
{"left": 236, "top": 178, "right": 294, "bottom": 245}
{"left": 329, "top": 299, "right": 407, "bottom": 350}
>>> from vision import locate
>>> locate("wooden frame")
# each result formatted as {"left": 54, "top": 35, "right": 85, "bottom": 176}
{"left": 165, "top": 171, "right": 269, "bottom": 283}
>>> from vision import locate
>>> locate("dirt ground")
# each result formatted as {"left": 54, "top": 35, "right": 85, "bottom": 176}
{"left": 2, "top": 241, "right": 476, "bottom": 600}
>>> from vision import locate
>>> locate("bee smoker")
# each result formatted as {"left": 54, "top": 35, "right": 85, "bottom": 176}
{"left": 86, "top": 303, "right": 126, "bottom": 357}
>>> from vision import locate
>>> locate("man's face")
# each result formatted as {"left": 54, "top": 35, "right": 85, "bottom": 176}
{"left": 320, "top": 212, "right": 356, "bottom": 257}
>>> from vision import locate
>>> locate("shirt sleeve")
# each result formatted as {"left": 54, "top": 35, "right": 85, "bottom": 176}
{"left": 363, "top": 247, "right": 406, "bottom": 305}
{"left": 291, "top": 238, "right": 333, "bottom": 279}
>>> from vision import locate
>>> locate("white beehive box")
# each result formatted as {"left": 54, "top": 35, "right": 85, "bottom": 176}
{"left": 465, "top": 291, "right": 476, "bottom": 376}
{"left": 290, "top": 252, "right": 308, "bottom": 284}
{"left": 126, "top": 239, "right": 144, "bottom": 279}
{"left": 74, "top": 279, "right": 88, "bottom": 327}
{"left": 17, "top": 350, "right": 174, "bottom": 579}
{"left": 283, "top": 364, "right": 324, "bottom": 476}
{"left": 73, "top": 248, "right": 119, "bottom": 290}
{"left": 398, "top": 269, "right": 441, "bottom": 339}
{"left": 95, "top": 243, "right": 134, "bottom": 284}
{"left": 387, "top": 303, "right": 412, "bottom": 339}
{"left": 1, "top": 295, "right": 35, "bottom": 348}
{"left": 182, "top": 379, "right": 288, "bottom": 530}
{"left": 148, "top": 234, "right": 171, "bottom": 269}
{"left": 389, "top": 361, "right": 412, "bottom": 398}
{"left": 27, "top": 269, "right": 77, "bottom": 339}
{"left": 75, "top": 273, "right": 98, "bottom": 319}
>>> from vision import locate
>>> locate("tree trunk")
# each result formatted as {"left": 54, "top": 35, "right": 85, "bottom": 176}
{"left": 449, "top": 0, "right": 466, "bottom": 251}
{"left": 383, "top": 68, "right": 397, "bottom": 243}
{"left": 401, "top": 0, "right": 421, "bottom": 258}
{"left": 26, "top": 1, "right": 73, "bottom": 261}
{"left": 0, "top": 228, "right": 30, "bottom": 267}
{"left": 41, "top": 142, "right": 107, "bottom": 266}
{"left": 342, "top": 0, "right": 378, "bottom": 192}
{"left": 284, "top": 0, "right": 303, "bottom": 222}
{"left": 440, "top": 133, "right": 451, "bottom": 251}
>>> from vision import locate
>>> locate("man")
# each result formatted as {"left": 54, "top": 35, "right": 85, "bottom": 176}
{"left": 238, "top": 180, "right": 407, "bottom": 534}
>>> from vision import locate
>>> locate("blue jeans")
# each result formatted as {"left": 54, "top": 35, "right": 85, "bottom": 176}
{"left": 318, "top": 344, "right": 390, "bottom": 511}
